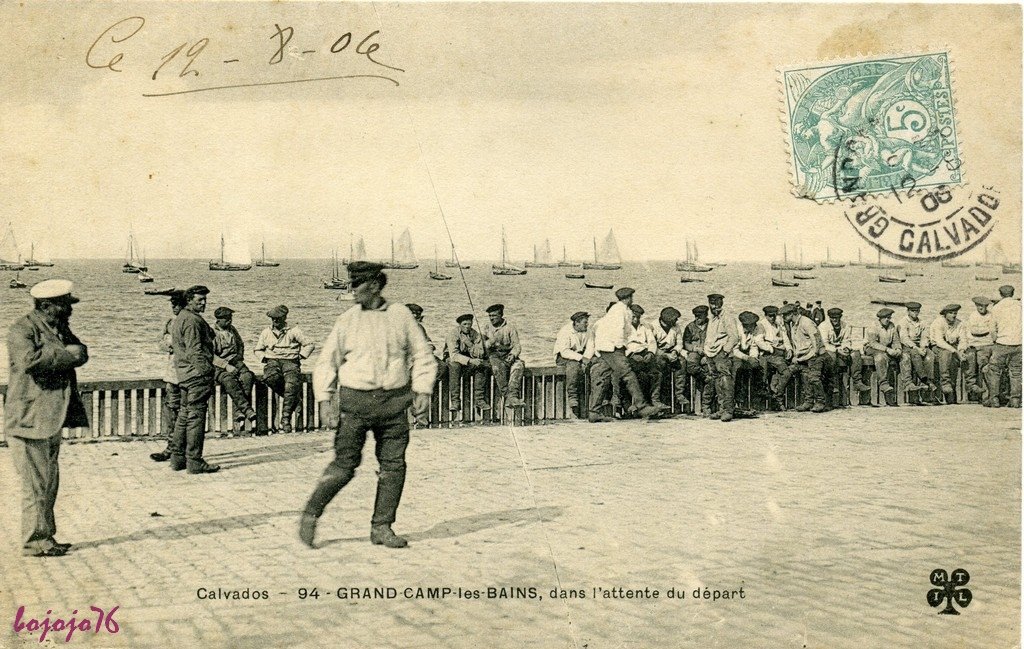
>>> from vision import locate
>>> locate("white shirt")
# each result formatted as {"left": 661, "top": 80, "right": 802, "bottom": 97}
{"left": 928, "top": 316, "right": 968, "bottom": 353}
{"left": 733, "top": 327, "right": 760, "bottom": 359}
{"left": 626, "top": 321, "right": 657, "bottom": 356}
{"left": 652, "top": 321, "right": 685, "bottom": 357}
{"left": 703, "top": 312, "right": 738, "bottom": 357}
{"left": 312, "top": 301, "right": 437, "bottom": 401}
{"left": 991, "top": 297, "right": 1022, "bottom": 345}
{"left": 553, "top": 322, "right": 589, "bottom": 362}
{"left": 819, "top": 319, "right": 854, "bottom": 353}
{"left": 964, "top": 310, "right": 994, "bottom": 347}
{"left": 594, "top": 302, "right": 632, "bottom": 353}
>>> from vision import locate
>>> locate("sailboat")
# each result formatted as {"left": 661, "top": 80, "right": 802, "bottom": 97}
{"left": 558, "top": 244, "right": 581, "bottom": 268}
{"left": 323, "top": 250, "right": 349, "bottom": 289}
{"left": 976, "top": 246, "right": 998, "bottom": 267}
{"left": 255, "top": 241, "right": 280, "bottom": 267}
{"left": 940, "top": 259, "right": 970, "bottom": 268}
{"left": 865, "top": 249, "right": 905, "bottom": 270}
{"left": 444, "top": 243, "right": 469, "bottom": 269}
{"left": 122, "top": 231, "right": 147, "bottom": 273}
{"left": 583, "top": 229, "right": 622, "bottom": 270}
{"left": 9, "top": 272, "right": 26, "bottom": 289}
{"left": 524, "top": 239, "right": 558, "bottom": 268}
{"left": 771, "top": 243, "right": 813, "bottom": 271}
{"left": 1002, "top": 263, "right": 1022, "bottom": 275}
{"left": 820, "top": 247, "right": 845, "bottom": 268}
{"left": 138, "top": 270, "right": 154, "bottom": 283}
{"left": 849, "top": 248, "right": 863, "bottom": 266}
{"left": 209, "top": 230, "right": 252, "bottom": 271}
{"left": 492, "top": 226, "right": 527, "bottom": 276}
{"left": 879, "top": 274, "right": 906, "bottom": 283}
{"left": 0, "top": 223, "right": 24, "bottom": 271}
{"left": 429, "top": 245, "right": 452, "bottom": 280}
{"left": 382, "top": 228, "right": 419, "bottom": 269}
{"left": 23, "top": 242, "right": 54, "bottom": 268}
{"left": 676, "top": 241, "right": 713, "bottom": 272}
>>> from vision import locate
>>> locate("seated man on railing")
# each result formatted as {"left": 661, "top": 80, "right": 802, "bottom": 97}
{"left": 964, "top": 296, "right": 995, "bottom": 402}
{"left": 652, "top": 307, "right": 690, "bottom": 413}
{"left": 682, "top": 305, "right": 713, "bottom": 415}
{"left": 445, "top": 313, "right": 489, "bottom": 419}
{"left": 212, "top": 306, "right": 257, "bottom": 434}
{"left": 481, "top": 304, "right": 526, "bottom": 411}
{"left": 864, "top": 307, "right": 902, "bottom": 406}
{"left": 757, "top": 305, "right": 792, "bottom": 410}
{"left": 781, "top": 303, "right": 827, "bottom": 413}
{"left": 553, "top": 310, "right": 591, "bottom": 419}
{"left": 732, "top": 311, "right": 763, "bottom": 408}
{"left": 819, "top": 307, "right": 870, "bottom": 407}
{"left": 929, "top": 304, "right": 969, "bottom": 404}
{"left": 625, "top": 304, "right": 664, "bottom": 411}
{"left": 897, "top": 302, "right": 937, "bottom": 405}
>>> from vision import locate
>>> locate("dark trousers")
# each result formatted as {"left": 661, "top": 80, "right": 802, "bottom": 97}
{"left": 170, "top": 375, "right": 213, "bottom": 465}
{"left": 933, "top": 348, "right": 962, "bottom": 394}
{"left": 556, "top": 357, "right": 585, "bottom": 409}
{"left": 900, "top": 344, "right": 934, "bottom": 386}
{"left": 795, "top": 355, "right": 826, "bottom": 406}
{"left": 868, "top": 351, "right": 897, "bottom": 392}
{"left": 628, "top": 351, "right": 661, "bottom": 404}
{"left": 759, "top": 349, "right": 791, "bottom": 396}
{"left": 592, "top": 349, "right": 645, "bottom": 413}
{"left": 823, "top": 350, "right": 862, "bottom": 406}
{"left": 448, "top": 360, "right": 489, "bottom": 409}
{"left": 9, "top": 434, "right": 61, "bottom": 554}
{"left": 489, "top": 356, "right": 525, "bottom": 399}
{"left": 263, "top": 358, "right": 302, "bottom": 422}
{"left": 303, "top": 387, "right": 413, "bottom": 525}
{"left": 654, "top": 352, "right": 688, "bottom": 409}
{"left": 730, "top": 356, "right": 763, "bottom": 407}
{"left": 588, "top": 356, "right": 612, "bottom": 415}
{"left": 986, "top": 343, "right": 1022, "bottom": 403}
{"left": 161, "top": 382, "right": 181, "bottom": 452}
{"left": 706, "top": 351, "right": 735, "bottom": 416}
{"left": 964, "top": 345, "right": 993, "bottom": 395}
{"left": 215, "top": 364, "right": 256, "bottom": 419}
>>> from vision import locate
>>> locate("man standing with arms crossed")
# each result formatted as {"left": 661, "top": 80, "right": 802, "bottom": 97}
{"left": 300, "top": 262, "right": 436, "bottom": 549}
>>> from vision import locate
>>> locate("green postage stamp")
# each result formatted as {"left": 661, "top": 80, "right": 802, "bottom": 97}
{"left": 782, "top": 52, "right": 963, "bottom": 202}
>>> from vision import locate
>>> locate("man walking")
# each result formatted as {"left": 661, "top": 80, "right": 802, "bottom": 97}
{"left": 212, "top": 306, "right": 257, "bottom": 433}
{"left": 300, "top": 262, "right": 436, "bottom": 549}
{"left": 445, "top": 313, "right": 489, "bottom": 419}
{"left": 6, "top": 279, "right": 89, "bottom": 556}
{"left": 553, "top": 311, "right": 590, "bottom": 418}
{"left": 151, "top": 290, "right": 185, "bottom": 462}
{"left": 255, "top": 305, "right": 314, "bottom": 433}
{"left": 170, "top": 285, "right": 220, "bottom": 474}
{"left": 986, "top": 285, "right": 1022, "bottom": 408}
{"left": 481, "top": 304, "right": 526, "bottom": 410}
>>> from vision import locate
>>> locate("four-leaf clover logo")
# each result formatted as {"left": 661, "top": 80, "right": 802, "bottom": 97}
{"left": 927, "top": 568, "right": 972, "bottom": 615}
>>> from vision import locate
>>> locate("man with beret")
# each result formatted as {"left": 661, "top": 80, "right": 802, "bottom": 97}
{"left": 170, "top": 285, "right": 220, "bottom": 473}
{"left": 782, "top": 303, "right": 827, "bottom": 412}
{"left": 625, "top": 304, "right": 664, "bottom": 410}
{"left": 683, "top": 305, "right": 715, "bottom": 414}
{"left": 896, "top": 302, "right": 936, "bottom": 404}
{"left": 986, "top": 285, "right": 1022, "bottom": 408}
{"left": 652, "top": 307, "right": 690, "bottom": 413}
{"left": 255, "top": 304, "right": 314, "bottom": 433}
{"left": 864, "top": 308, "right": 902, "bottom": 405}
{"left": 481, "top": 304, "right": 527, "bottom": 410}
{"left": 6, "top": 279, "right": 89, "bottom": 556}
{"left": 733, "top": 311, "right": 765, "bottom": 406}
{"left": 964, "top": 296, "right": 995, "bottom": 401}
{"left": 445, "top": 313, "right": 489, "bottom": 419}
{"left": 213, "top": 306, "right": 257, "bottom": 433}
{"left": 302, "top": 261, "right": 436, "bottom": 549}
{"left": 553, "top": 311, "right": 591, "bottom": 418}
{"left": 757, "top": 305, "right": 794, "bottom": 408}
{"left": 151, "top": 291, "right": 186, "bottom": 462}
{"left": 929, "top": 304, "right": 969, "bottom": 402}
{"left": 703, "top": 294, "right": 739, "bottom": 421}
{"left": 589, "top": 288, "right": 662, "bottom": 420}
{"left": 818, "top": 307, "right": 870, "bottom": 407}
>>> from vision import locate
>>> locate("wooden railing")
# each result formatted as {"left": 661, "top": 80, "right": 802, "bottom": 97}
{"left": 0, "top": 354, "right": 979, "bottom": 443}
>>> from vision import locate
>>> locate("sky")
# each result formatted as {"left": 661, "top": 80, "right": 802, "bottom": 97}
{"left": 0, "top": 2, "right": 1020, "bottom": 263}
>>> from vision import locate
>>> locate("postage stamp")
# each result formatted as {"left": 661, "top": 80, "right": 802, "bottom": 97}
{"left": 782, "top": 52, "right": 963, "bottom": 203}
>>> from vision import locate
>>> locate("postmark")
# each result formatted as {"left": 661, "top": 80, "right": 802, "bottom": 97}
{"left": 782, "top": 52, "right": 963, "bottom": 203}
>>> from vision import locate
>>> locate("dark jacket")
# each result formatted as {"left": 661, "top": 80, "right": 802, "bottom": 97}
{"left": 171, "top": 309, "right": 216, "bottom": 382}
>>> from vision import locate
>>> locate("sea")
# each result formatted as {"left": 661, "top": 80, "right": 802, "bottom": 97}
{"left": 0, "top": 259, "right": 1018, "bottom": 383}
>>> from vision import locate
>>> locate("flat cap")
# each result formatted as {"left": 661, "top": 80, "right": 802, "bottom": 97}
{"left": 826, "top": 307, "right": 843, "bottom": 318}
{"left": 184, "top": 285, "right": 210, "bottom": 300}
{"left": 762, "top": 305, "right": 779, "bottom": 316}
{"left": 347, "top": 261, "right": 385, "bottom": 285}
{"left": 876, "top": 307, "right": 894, "bottom": 318}
{"left": 707, "top": 293, "right": 724, "bottom": 304}
{"left": 266, "top": 305, "right": 289, "bottom": 319}
{"left": 815, "top": 300, "right": 822, "bottom": 305}
{"left": 405, "top": 303, "right": 423, "bottom": 316}
{"left": 692, "top": 305, "right": 709, "bottom": 316}
{"left": 660, "top": 307, "right": 681, "bottom": 321}
{"left": 30, "top": 279, "right": 79, "bottom": 303}
{"left": 614, "top": 287, "right": 635, "bottom": 300}
{"left": 940, "top": 303, "right": 962, "bottom": 315}
{"left": 780, "top": 303, "right": 798, "bottom": 315}
{"left": 905, "top": 301, "right": 922, "bottom": 310}
{"left": 999, "top": 285, "right": 1015, "bottom": 296}
{"left": 629, "top": 304, "right": 645, "bottom": 316}
{"left": 213, "top": 306, "right": 234, "bottom": 319}
{"left": 972, "top": 296, "right": 992, "bottom": 306}
{"left": 485, "top": 304, "right": 504, "bottom": 314}
{"left": 456, "top": 313, "right": 474, "bottom": 324}
{"left": 738, "top": 311, "right": 759, "bottom": 326}
{"left": 570, "top": 311, "right": 589, "bottom": 323}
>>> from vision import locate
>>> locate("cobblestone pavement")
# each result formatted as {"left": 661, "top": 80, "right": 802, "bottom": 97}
{"left": 0, "top": 406, "right": 1019, "bottom": 649}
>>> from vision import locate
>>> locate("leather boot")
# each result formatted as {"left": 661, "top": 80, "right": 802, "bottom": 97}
{"left": 371, "top": 524, "right": 408, "bottom": 548}
{"left": 299, "top": 514, "right": 318, "bottom": 548}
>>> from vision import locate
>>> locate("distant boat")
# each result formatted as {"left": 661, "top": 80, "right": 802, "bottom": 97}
{"left": 9, "top": 273, "right": 26, "bottom": 289}
{"left": 323, "top": 250, "right": 349, "bottom": 289}
{"left": 583, "top": 230, "right": 622, "bottom": 270}
{"left": 879, "top": 275, "right": 906, "bottom": 283}
{"left": 849, "top": 248, "right": 863, "bottom": 266}
{"left": 0, "top": 223, "right": 25, "bottom": 271}
{"left": 138, "top": 271, "right": 154, "bottom": 283}
{"left": 676, "top": 241, "right": 713, "bottom": 272}
{"left": 771, "top": 243, "right": 813, "bottom": 271}
{"left": 565, "top": 272, "right": 585, "bottom": 279}
{"left": 429, "top": 246, "right": 452, "bottom": 281}
{"left": 680, "top": 276, "right": 705, "bottom": 283}
{"left": 209, "top": 230, "right": 252, "bottom": 271}
{"left": 871, "top": 298, "right": 909, "bottom": 307}
{"left": 255, "top": 241, "right": 280, "bottom": 267}
{"left": 584, "top": 282, "right": 613, "bottom": 289}
{"left": 382, "top": 227, "right": 419, "bottom": 269}
{"left": 793, "top": 273, "right": 816, "bottom": 280}
{"left": 23, "top": 242, "right": 53, "bottom": 268}
{"left": 557, "top": 244, "right": 582, "bottom": 268}
{"left": 976, "top": 274, "right": 999, "bottom": 281}
{"left": 144, "top": 287, "right": 179, "bottom": 296}
{"left": 1002, "top": 263, "right": 1022, "bottom": 274}
{"left": 905, "top": 271, "right": 925, "bottom": 277}
{"left": 493, "top": 226, "right": 527, "bottom": 276}
{"left": 865, "top": 249, "right": 904, "bottom": 270}
{"left": 122, "top": 231, "right": 147, "bottom": 273}
{"left": 772, "top": 278, "right": 799, "bottom": 287}
{"left": 444, "top": 244, "right": 469, "bottom": 269}
{"left": 940, "top": 260, "right": 970, "bottom": 268}
{"left": 820, "top": 247, "right": 845, "bottom": 268}
{"left": 524, "top": 239, "right": 558, "bottom": 268}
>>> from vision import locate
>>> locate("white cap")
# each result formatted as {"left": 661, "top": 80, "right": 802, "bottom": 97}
{"left": 30, "top": 279, "right": 79, "bottom": 302}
